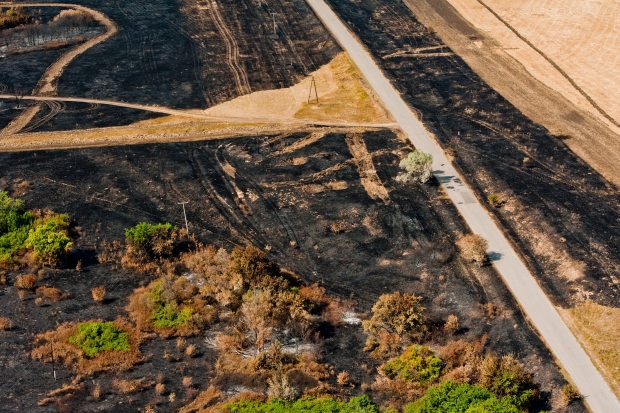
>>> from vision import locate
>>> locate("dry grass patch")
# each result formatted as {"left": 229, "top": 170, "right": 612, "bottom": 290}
{"left": 113, "top": 378, "right": 152, "bottom": 394}
{"left": 31, "top": 318, "right": 144, "bottom": 375}
{"left": 36, "top": 286, "right": 69, "bottom": 301}
{"left": 562, "top": 301, "right": 620, "bottom": 395}
{"left": 0, "top": 317, "right": 13, "bottom": 330}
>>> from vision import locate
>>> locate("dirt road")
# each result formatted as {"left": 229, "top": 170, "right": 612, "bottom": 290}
{"left": 0, "top": 2, "right": 118, "bottom": 135}
{"left": 305, "top": 0, "right": 620, "bottom": 410}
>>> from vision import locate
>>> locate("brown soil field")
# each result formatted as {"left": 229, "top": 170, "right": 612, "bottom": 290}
{"left": 323, "top": 0, "right": 620, "bottom": 398}
{"left": 0, "top": 132, "right": 582, "bottom": 411}
{"left": 403, "top": 0, "right": 620, "bottom": 188}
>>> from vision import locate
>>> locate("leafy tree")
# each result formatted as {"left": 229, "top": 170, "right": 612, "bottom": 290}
{"left": 0, "top": 191, "right": 34, "bottom": 262}
{"left": 225, "top": 395, "right": 379, "bottom": 413}
{"left": 67, "top": 321, "right": 130, "bottom": 358}
{"left": 230, "top": 245, "right": 281, "bottom": 291}
{"left": 382, "top": 345, "right": 443, "bottom": 383}
{"left": 405, "top": 381, "right": 520, "bottom": 413}
{"left": 363, "top": 292, "right": 426, "bottom": 356}
{"left": 397, "top": 151, "right": 434, "bottom": 183}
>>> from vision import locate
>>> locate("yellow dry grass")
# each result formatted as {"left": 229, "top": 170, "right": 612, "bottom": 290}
{"left": 201, "top": 52, "right": 391, "bottom": 124}
{"left": 560, "top": 301, "right": 620, "bottom": 397}
{"left": 446, "top": 0, "right": 620, "bottom": 134}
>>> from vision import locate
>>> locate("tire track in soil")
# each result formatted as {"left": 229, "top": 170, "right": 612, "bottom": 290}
{"left": 207, "top": 0, "right": 252, "bottom": 96}
{"left": 186, "top": 146, "right": 269, "bottom": 248}
{"left": 219, "top": 143, "right": 300, "bottom": 249}
{"left": 19, "top": 100, "right": 65, "bottom": 134}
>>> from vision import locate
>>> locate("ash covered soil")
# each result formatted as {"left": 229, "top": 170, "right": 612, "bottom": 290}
{"left": 3, "top": 0, "right": 340, "bottom": 132}
{"left": 0, "top": 131, "right": 581, "bottom": 411}
{"left": 324, "top": 0, "right": 620, "bottom": 309}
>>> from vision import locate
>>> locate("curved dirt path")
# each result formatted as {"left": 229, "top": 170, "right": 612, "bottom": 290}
{"left": 305, "top": 0, "right": 620, "bottom": 411}
{"left": 207, "top": 0, "right": 251, "bottom": 96}
{"left": 0, "top": 2, "right": 118, "bottom": 135}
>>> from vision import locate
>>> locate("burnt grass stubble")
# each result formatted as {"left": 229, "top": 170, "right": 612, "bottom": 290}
{"left": 0, "top": 0, "right": 340, "bottom": 132}
{"left": 324, "top": 0, "right": 620, "bottom": 309}
{"left": 0, "top": 130, "right": 576, "bottom": 411}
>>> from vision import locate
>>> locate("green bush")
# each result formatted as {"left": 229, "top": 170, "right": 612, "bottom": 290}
{"left": 24, "top": 214, "right": 72, "bottom": 264}
{"left": 125, "top": 222, "right": 175, "bottom": 244}
{"left": 67, "top": 321, "right": 130, "bottom": 358}
{"left": 225, "top": 395, "right": 378, "bottom": 413}
{"left": 0, "top": 192, "right": 34, "bottom": 262}
{"left": 148, "top": 280, "right": 193, "bottom": 328}
{"left": 382, "top": 345, "right": 442, "bottom": 383}
{"left": 405, "top": 381, "right": 521, "bottom": 413}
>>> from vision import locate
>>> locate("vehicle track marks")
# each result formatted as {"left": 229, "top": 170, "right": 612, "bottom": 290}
{"left": 207, "top": 0, "right": 251, "bottom": 96}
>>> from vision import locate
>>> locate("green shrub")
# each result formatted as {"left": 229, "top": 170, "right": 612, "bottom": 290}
{"left": 151, "top": 301, "right": 193, "bottom": 328}
{"left": 479, "top": 354, "right": 537, "bottom": 409}
{"left": 0, "top": 192, "right": 34, "bottom": 262}
{"left": 148, "top": 280, "right": 193, "bottom": 328}
{"left": 396, "top": 151, "right": 433, "bottom": 183}
{"left": 125, "top": 222, "right": 175, "bottom": 244}
{"left": 67, "top": 321, "right": 130, "bottom": 358}
{"left": 382, "top": 345, "right": 442, "bottom": 383}
{"left": 405, "top": 381, "right": 520, "bottom": 413}
{"left": 225, "top": 395, "right": 378, "bottom": 413}
{"left": 24, "top": 214, "right": 72, "bottom": 264}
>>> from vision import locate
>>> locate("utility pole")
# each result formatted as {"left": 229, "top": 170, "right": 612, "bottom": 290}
{"left": 178, "top": 202, "right": 189, "bottom": 234}
{"left": 269, "top": 12, "right": 278, "bottom": 39}
{"left": 308, "top": 76, "right": 319, "bottom": 104}
{"left": 50, "top": 342, "right": 56, "bottom": 380}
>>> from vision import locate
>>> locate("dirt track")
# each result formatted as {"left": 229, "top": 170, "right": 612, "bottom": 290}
{"left": 403, "top": 0, "right": 620, "bottom": 187}
{"left": 0, "top": 3, "right": 118, "bottom": 135}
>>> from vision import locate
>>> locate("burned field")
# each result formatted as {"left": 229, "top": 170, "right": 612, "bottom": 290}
{"left": 0, "top": 0, "right": 340, "bottom": 132}
{"left": 325, "top": 0, "right": 620, "bottom": 309}
{"left": 0, "top": 131, "right": 582, "bottom": 411}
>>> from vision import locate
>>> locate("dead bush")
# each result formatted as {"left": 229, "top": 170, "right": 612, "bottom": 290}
{"left": 482, "top": 302, "right": 499, "bottom": 319}
{"left": 562, "top": 383, "right": 581, "bottom": 405}
{"left": 15, "top": 273, "right": 37, "bottom": 290}
{"left": 456, "top": 234, "right": 488, "bottom": 265}
{"left": 113, "top": 378, "right": 151, "bottom": 394}
{"left": 438, "top": 335, "right": 486, "bottom": 370}
{"left": 17, "top": 289, "right": 26, "bottom": 301}
{"left": 267, "top": 370, "right": 297, "bottom": 401}
{"left": 185, "top": 344, "right": 196, "bottom": 357}
{"left": 444, "top": 314, "right": 459, "bottom": 334}
{"left": 98, "top": 240, "right": 123, "bottom": 264}
{"left": 330, "top": 221, "right": 347, "bottom": 234}
{"left": 337, "top": 371, "right": 350, "bottom": 386}
{"left": 38, "top": 377, "right": 84, "bottom": 407}
{"left": 91, "top": 381, "right": 101, "bottom": 400}
{"left": 178, "top": 386, "right": 224, "bottom": 413}
{"left": 0, "top": 317, "right": 13, "bottom": 330}
{"left": 30, "top": 318, "right": 144, "bottom": 375}
{"left": 155, "top": 382, "right": 165, "bottom": 395}
{"left": 182, "top": 376, "right": 193, "bottom": 388}
{"left": 91, "top": 286, "right": 105, "bottom": 303}
{"left": 36, "top": 286, "right": 68, "bottom": 301}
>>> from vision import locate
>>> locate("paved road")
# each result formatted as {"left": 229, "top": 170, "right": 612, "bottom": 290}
{"left": 305, "top": 0, "right": 620, "bottom": 411}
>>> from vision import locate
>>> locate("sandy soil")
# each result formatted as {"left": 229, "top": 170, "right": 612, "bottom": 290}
{"left": 403, "top": 0, "right": 620, "bottom": 188}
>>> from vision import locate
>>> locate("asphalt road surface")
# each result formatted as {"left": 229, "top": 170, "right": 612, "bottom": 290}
{"left": 305, "top": 0, "right": 620, "bottom": 411}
